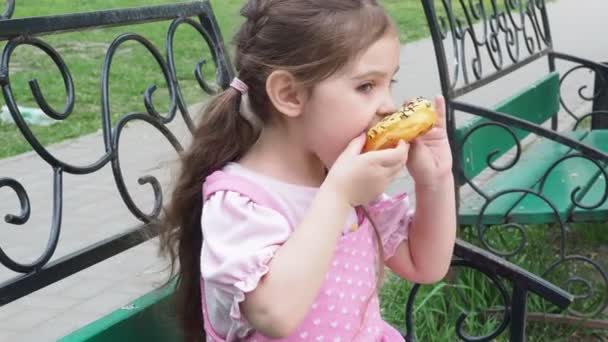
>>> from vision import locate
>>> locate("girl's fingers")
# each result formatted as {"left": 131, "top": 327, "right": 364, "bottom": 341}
{"left": 343, "top": 133, "right": 367, "bottom": 156}
{"left": 385, "top": 163, "right": 405, "bottom": 180}
{"left": 434, "top": 95, "right": 447, "bottom": 130}
{"left": 366, "top": 140, "right": 409, "bottom": 167}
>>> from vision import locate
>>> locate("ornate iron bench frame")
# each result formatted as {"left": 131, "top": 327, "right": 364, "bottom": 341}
{"left": 420, "top": 0, "right": 608, "bottom": 321}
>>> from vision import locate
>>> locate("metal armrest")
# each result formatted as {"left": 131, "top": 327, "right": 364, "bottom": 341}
{"left": 454, "top": 239, "right": 572, "bottom": 309}
{"left": 550, "top": 51, "right": 608, "bottom": 74}
{"left": 403, "top": 239, "right": 573, "bottom": 341}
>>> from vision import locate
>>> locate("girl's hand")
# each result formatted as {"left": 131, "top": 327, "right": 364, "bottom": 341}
{"left": 325, "top": 134, "right": 409, "bottom": 206}
{"left": 406, "top": 95, "right": 453, "bottom": 186}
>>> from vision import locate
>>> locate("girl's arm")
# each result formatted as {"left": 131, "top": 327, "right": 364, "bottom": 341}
{"left": 385, "top": 174, "right": 456, "bottom": 284}
{"left": 240, "top": 136, "right": 407, "bottom": 338}
{"left": 240, "top": 136, "right": 408, "bottom": 338}
{"left": 241, "top": 185, "right": 350, "bottom": 338}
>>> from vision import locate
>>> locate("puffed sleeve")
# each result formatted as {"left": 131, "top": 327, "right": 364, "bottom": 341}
{"left": 200, "top": 190, "right": 291, "bottom": 323}
{"left": 366, "top": 193, "right": 415, "bottom": 261}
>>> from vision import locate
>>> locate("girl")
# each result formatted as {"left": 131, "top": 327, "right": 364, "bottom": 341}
{"left": 160, "top": 1, "right": 456, "bottom": 341}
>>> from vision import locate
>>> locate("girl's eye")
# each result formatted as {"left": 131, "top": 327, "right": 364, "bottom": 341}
{"left": 390, "top": 79, "right": 399, "bottom": 89}
{"left": 358, "top": 82, "right": 374, "bottom": 93}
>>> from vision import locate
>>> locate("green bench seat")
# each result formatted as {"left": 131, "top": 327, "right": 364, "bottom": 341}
{"left": 58, "top": 285, "right": 181, "bottom": 342}
{"left": 455, "top": 72, "right": 608, "bottom": 225}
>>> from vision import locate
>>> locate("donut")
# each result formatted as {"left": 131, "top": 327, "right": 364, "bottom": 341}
{"left": 363, "top": 97, "right": 437, "bottom": 152}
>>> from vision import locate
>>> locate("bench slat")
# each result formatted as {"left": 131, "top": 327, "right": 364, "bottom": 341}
{"left": 571, "top": 130, "right": 608, "bottom": 221}
{"left": 459, "top": 131, "right": 587, "bottom": 225}
{"left": 455, "top": 72, "right": 561, "bottom": 182}
{"left": 59, "top": 284, "right": 180, "bottom": 342}
{"left": 509, "top": 130, "right": 608, "bottom": 223}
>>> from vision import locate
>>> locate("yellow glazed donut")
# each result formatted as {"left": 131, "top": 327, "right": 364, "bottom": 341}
{"left": 363, "top": 97, "right": 437, "bottom": 152}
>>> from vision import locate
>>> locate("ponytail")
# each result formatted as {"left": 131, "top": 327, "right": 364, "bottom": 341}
{"left": 159, "top": 86, "right": 259, "bottom": 341}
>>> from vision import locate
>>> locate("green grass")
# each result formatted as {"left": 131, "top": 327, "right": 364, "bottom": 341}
{"left": 0, "top": 0, "right": 509, "bottom": 159}
{"left": 0, "top": 0, "right": 559, "bottom": 158}
{"left": 0, "top": 0, "right": 245, "bottom": 159}
{"left": 379, "top": 222, "right": 608, "bottom": 341}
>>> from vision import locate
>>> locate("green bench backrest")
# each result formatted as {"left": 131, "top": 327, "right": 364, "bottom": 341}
{"left": 454, "top": 71, "right": 561, "bottom": 182}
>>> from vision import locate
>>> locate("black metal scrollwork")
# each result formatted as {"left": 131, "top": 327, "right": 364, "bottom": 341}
{"left": 166, "top": 16, "right": 223, "bottom": 132}
{"left": 429, "top": 0, "right": 551, "bottom": 95}
{"left": 0, "top": 169, "right": 63, "bottom": 273}
{"left": 100, "top": 32, "right": 181, "bottom": 223}
{"left": 0, "top": 0, "right": 15, "bottom": 20}
{"left": 417, "top": 0, "right": 608, "bottom": 335}
{"left": 1, "top": 37, "right": 84, "bottom": 171}
{"left": 457, "top": 121, "right": 608, "bottom": 317}
{"left": 0, "top": 2, "right": 227, "bottom": 281}
{"left": 559, "top": 63, "right": 608, "bottom": 126}
{"left": 402, "top": 240, "right": 573, "bottom": 341}
{"left": 537, "top": 154, "right": 608, "bottom": 210}
{"left": 405, "top": 260, "right": 511, "bottom": 342}
{"left": 543, "top": 255, "right": 608, "bottom": 317}
{"left": 457, "top": 121, "right": 522, "bottom": 200}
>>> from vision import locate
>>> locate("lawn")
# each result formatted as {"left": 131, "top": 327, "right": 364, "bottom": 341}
{"left": 0, "top": 0, "right": 433, "bottom": 159}
{"left": 380, "top": 221, "right": 608, "bottom": 341}
{"left": 0, "top": 0, "right": 238, "bottom": 158}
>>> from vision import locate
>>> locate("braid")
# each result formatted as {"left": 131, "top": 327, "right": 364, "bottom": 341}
{"left": 239, "top": 0, "right": 272, "bottom": 42}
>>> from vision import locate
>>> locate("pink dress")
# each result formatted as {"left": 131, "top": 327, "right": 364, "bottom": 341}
{"left": 200, "top": 163, "right": 413, "bottom": 341}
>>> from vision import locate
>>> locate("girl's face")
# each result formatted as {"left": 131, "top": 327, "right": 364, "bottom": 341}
{"left": 299, "top": 32, "right": 401, "bottom": 168}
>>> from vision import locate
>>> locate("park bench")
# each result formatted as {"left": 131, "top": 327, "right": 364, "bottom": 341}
{"left": 420, "top": 0, "right": 608, "bottom": 319}
{"left": 0, "top": 1, "right": 575, "bottom": 341}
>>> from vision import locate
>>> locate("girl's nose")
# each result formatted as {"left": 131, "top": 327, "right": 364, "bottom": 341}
{"left": 377, "top": 96, "right": 397, "bottom": 117}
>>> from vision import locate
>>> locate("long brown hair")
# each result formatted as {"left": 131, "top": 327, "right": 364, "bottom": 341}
{"left": 159, "top": 1, "right": 397, "bottom": 340}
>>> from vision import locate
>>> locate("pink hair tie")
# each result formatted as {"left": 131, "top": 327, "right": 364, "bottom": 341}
{"left": 230, "top": 77, "right": 248, "bottom": 95}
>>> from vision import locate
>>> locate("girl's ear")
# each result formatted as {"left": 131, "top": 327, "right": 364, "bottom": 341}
{"left": 265, "top": 70, "right": 307, "bottom": 118}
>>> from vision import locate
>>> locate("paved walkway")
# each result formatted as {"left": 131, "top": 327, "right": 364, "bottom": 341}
{"left": 1, "top": 0, "right": 607, "bottom": 341}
